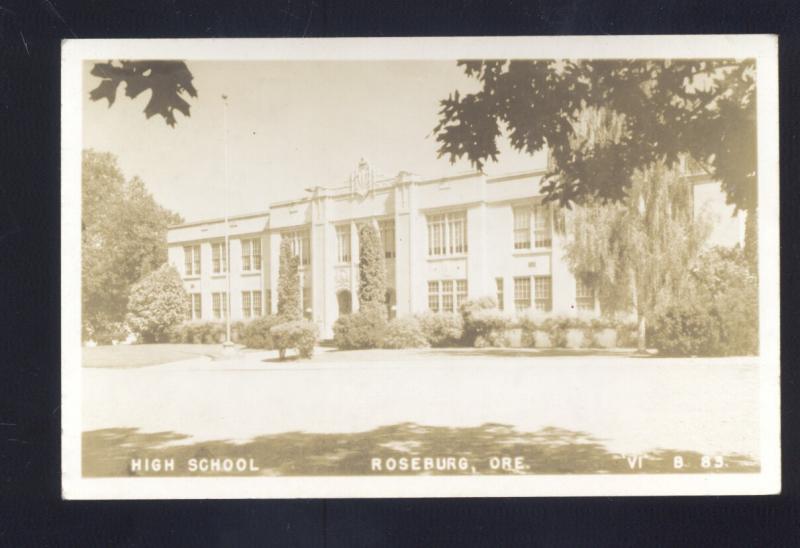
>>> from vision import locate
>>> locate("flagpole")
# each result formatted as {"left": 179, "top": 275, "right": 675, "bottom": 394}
{"left": 222, "top": 94, "right": 232, "bottom": 348}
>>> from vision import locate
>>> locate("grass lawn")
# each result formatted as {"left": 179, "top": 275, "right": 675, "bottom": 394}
{"left": 82, "top": 343, "right": 246, "bottom": 369}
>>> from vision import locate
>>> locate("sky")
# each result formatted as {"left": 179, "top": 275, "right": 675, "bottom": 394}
{"left": 82, "top": 60, "right": 546, "bottom": 222}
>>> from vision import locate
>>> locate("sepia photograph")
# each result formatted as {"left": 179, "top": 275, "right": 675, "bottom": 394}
{"left": 60, "top": 36, "right": 780, "bottom": 498}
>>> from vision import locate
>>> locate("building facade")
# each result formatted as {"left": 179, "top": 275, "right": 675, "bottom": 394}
{"left": 167, "top": 160, "right": 744, "bottom": 339}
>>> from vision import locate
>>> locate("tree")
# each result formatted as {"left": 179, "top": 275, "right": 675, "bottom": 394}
{"left": 434, "top": 59, "right": 757, "bottom": 258}
{"left": 564, "top": 161, "right": 709, "bottom": 351}
{"left": 126, "top": 264, "right": 188, "bottom": 343}
{"left": 357, "top": 223, "right": 387, "bottom": 313}
{"left": 82, "top": 150, "right": 183, "bottom": 342}
{"left": 89, "top": 61, "right": 197, "bottom": 127}
{"left": 277, "top": 238, "right": 301, "bottom": 321}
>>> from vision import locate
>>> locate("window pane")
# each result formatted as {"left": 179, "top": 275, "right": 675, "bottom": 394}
{"left": 242, "top": 239, "right": 251, "bottom": 271}
{"left": 253, "top": 291, "right": 262, "bottom": 317}
{"left": 534, "top": 276, "right": 552, "bottom": 312}
{"left": 193, "top": 245, "right": 201, "bottom": 275}
{"left": 513, "top": 207, "right": 532, "bottom": 250}
{"left": 252, "top": 239, "right": 261, "bottom": 270}
{"left": 533, "top": 205, "right": 552, "bottom": 248}
{"left": 337, "top": 225, "right": 351, "bottom": 263}
{"left": 242, "top": 291, "right": 251, "bottom": 318}
{"left": 184, "top": 246, "right": 192, "bottom": 275}
{"left": 514, "top": 277, "right": 531, "bottom": 311}
{"left": 456, "top": 279, "right": 467, "bottom": 308}
{"left": 428, "top": 281, "right": 439, "bottom": 312}
{"left": 213, "top": 293, "right": 221, "bottom": 319}
{"left": 194, "top": 293, "right": 202, "bottom": 320}
{"left": 576, "top": 277, "right": 595, "bottom": 311}
{"left": 496, "top": 277, "right": 504, "bottom": 310}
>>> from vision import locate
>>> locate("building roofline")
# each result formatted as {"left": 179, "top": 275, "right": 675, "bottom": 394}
{"left": 168, "top": 210, "right": 270, "bottom": 230}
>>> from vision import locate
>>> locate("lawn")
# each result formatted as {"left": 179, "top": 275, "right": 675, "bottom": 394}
{"left": 82, "top": 343, "right": 245, "bottom": 369}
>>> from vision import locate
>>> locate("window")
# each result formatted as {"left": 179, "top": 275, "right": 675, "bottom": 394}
{"left": 187, "top": 293, "right": 202, "bottom": 320}
{"left": 533, "top": 205, "right": 552, "bottom": 248}
{"left": 242, "top": 290, "right": 262, "bottom": 318}
{"left": 183, "top": 245, "right": 201, "bottom": 276}
{"left": 513, "top": 208, "right": 531, "bottom": 250}
{"left": 427, "top": 211, "right": 467, "bottom": 256}
{"left": 379, "top": 220, "right": 396, "bottom": 259}
{"left": 576, "top": 276, "right": 595, "bottom": 312}
{"left": 456, "top": 280, "right": 468, "bottom": 308}
{"left": 212, "top": 292, "right": 228, "bottom": 319}
{"left": 428, "top": 279, "right": 467, "bottom": 312}
{"left": 512, "top": 205, "right": 552, "bottom": 250}
{"left": 283, "top": 230, "right": 311, "bottom": 266}
{"left": 336, "top": 225, "right": 351, "bottom": 263}
{"left": 212, "top": 242, "right": 227, "bottom": 274}
{"left": 534, "top": 276, "right": 552, "bottom": 312}
{"left": 428, "top": 281, "right": 440, "bottom": 312}
{"left": 514, "top": 277, "right": 531, "bottom": 311}
{"left": 241, "top": 238, "right": 261, "bottom": 272}
{"left": 496, "top": 278, "right": 504, "bottom": 311}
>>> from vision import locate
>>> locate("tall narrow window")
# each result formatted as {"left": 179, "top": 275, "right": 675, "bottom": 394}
{"left": 513, "top": 207, "right": 531, "bottom": 250}
{"left": 441, "top": 280, "right": 454, "bottom": 312}
{"left": 336, "top": 225, "right": 351, "bottom": 263}
{"left": 496, "top": 278, "right": 504, "bottom": 310}
{"left": 533, "top": 205, "right": 552, "bottom": 248}
{"left": 456, "top": 280, "right": 468, "bottom": 308}
{"left": 240, "top": 238, "right": 261, "bottom": 272}
{"left": 241, "top": 239, "right": 251, "bottom": 271}
{"left": 253, "top": 291, "right": 262, "bottom": 317}
{"left": 242, "top": 291, "right": 252, "bottom": 319}
{"left": 534, "top": 276, "right": 552, "bottom": 312}
{"left": 183, "top": 245, "right": 201, "bottom": 276}
{"left": 379, "top": 220, "right": 396, "bottom": 259}
{"left": 428, "top": 281, "right": 440, "bottom": 312}
{"left": 212, "top": 242, "right": 227, "bottom": 274}
{"left": 575, "top": 276, "right": 595, "bottom": 312}
{"left": 514, "top": 277, "right": 531, "bottom": 311}
{"left": 212, "top": 292, "right": 227, "bottom": 319}
{"left": 192, "top": 293, "right": 202, "bottom": 320}
{"left": 427, "top": 211, "right": 467, "bottom": 256}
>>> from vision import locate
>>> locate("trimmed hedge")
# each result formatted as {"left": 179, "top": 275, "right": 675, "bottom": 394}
{"left": 166, "top": 321, "right": 226, "bottom": 344}
{"left": 240, "top": 315, "right": 282, "bottom": 349}
{"left": 416, "top": 312, "right": 464, "bottom": 347}
{"left": 382, "top": 317, "right": 429, "bottom": 349}
{"left": 332, "top": 307, "right": 388, "bottom": 349}
{"left": 270, "top": 320, "right": 319, "bottom": 359}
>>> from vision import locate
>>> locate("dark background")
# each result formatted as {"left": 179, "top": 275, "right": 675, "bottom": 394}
{"left": 1, "top": 0, "right": 798, "bottom": 545}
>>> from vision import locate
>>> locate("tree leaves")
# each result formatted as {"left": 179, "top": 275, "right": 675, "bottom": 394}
{"left": 89, "top": 60, "right": 198, "bottom": 127}
{"left": 434, "top": 59, "right": 757, "bottom": 211}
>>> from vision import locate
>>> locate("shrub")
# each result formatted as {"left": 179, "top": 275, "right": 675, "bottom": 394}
{"left": 465, "top": 308, "right": 512, "bottom": 347}
{"left": 358, "top": 223, "right": 387, "bottom": 308}
{"left": 277, "top": 238, "right": 301, "bottom": 321}
{"left": 650, "top": 304, "right": 722, "bottom": 356}
{"left": 382, "top": 317, "right": 429, "bottom": 349}
{"left": 460, "top": 296, "right": 500, "bottom": 345}
{"left": 166, "top": 321, "right": 227, "bottom": 344}
{"left": 333, "top": 307, "right": 388, "bottom": 349}
{"left": 416, "top": 312, "right": 464, "bottom": 347}
{"left": 126, "top": 264, "right": 188, "bottom": 343}
{"left": 240, "top": 315, "right": 282, "bottom": 349}
{"left": 270, "top": 320, "right": 319, "bottom": 359}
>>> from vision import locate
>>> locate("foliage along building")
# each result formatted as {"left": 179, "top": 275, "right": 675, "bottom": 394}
{"left": 166, "top": 159, "right": 745, "bottom": 339}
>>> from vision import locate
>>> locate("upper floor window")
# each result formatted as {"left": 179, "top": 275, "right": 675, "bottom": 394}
{"left": 379, "top": 219, "right": 396, "bottom": 259}
{"left": 183, "top": 245, "right": 201, "bottom": 276}
{"left": 427, "top": 211, "right": 467, "bottom": 257}
{"left": 283, "top": 229, "right": 311, "bottom": 267}
{"left": 212, "top": 242, "right": 227, "bottom": 274}
{"left": 575, "top": 276, "right": 596, "bottom": 312}
{"left": 241, "top": 238, "right": 262, "bottom": 272}
{"left": 512, "top": 204, "right": 552, "bottom": 250}
{"left": 336, "top": 225, "right": 351, "bottom": 263}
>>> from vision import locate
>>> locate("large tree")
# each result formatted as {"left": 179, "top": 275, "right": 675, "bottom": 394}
{"left": 434, "top": 59, "right": 757, "bottom": 258}
{"left": 126, "top": 264, "right": 188, "bottom": 343}
{"left": 82, "top": 150, "right": 183, "bottom": 342}
{"left": 565, "top": 159, "right": 709, "bottom": 351}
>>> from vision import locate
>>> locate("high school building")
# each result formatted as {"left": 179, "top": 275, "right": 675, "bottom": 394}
{"left": 166, "top": 159, "right": 744, "bottom": 338}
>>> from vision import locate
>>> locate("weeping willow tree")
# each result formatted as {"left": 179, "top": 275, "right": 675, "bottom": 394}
{"left": 561, "top": 108, "right": 710, "bottom": 351}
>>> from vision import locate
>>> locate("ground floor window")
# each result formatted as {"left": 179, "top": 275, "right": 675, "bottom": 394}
{"left": 575, "top": 276, "right": 596, "bottom": 312}
{"left": 514, "top": 277, "right": 531, "bottom": 311}
{"left": 187, "top": 293, "right": 202, "bottom": 320}
{"left": 428, "top": 279, "right": 467, "bottom": 313}
{"left": 242, "top": 290, "right": 262, "bottom": 319}
{"left": 534, "top": 276, "right": 552, "bottom": 312}
{"left": 212, "top": 292, "right": 228, "bottom": 319}
{"left": 496, "top": 278, "right": 504, "bottom": 310}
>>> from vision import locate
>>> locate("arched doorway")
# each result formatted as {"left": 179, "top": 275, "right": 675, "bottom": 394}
{"left": 337, "top": 289, "right": 352, "bottom": 317}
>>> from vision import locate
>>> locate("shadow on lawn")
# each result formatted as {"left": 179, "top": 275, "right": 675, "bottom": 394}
{"left": 83, "top": 423, "right": 758, "bottom": 477}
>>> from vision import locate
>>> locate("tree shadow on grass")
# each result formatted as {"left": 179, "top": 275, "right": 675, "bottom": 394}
{"left": 83, "top": 423, "right": 759, "bottom": 477}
